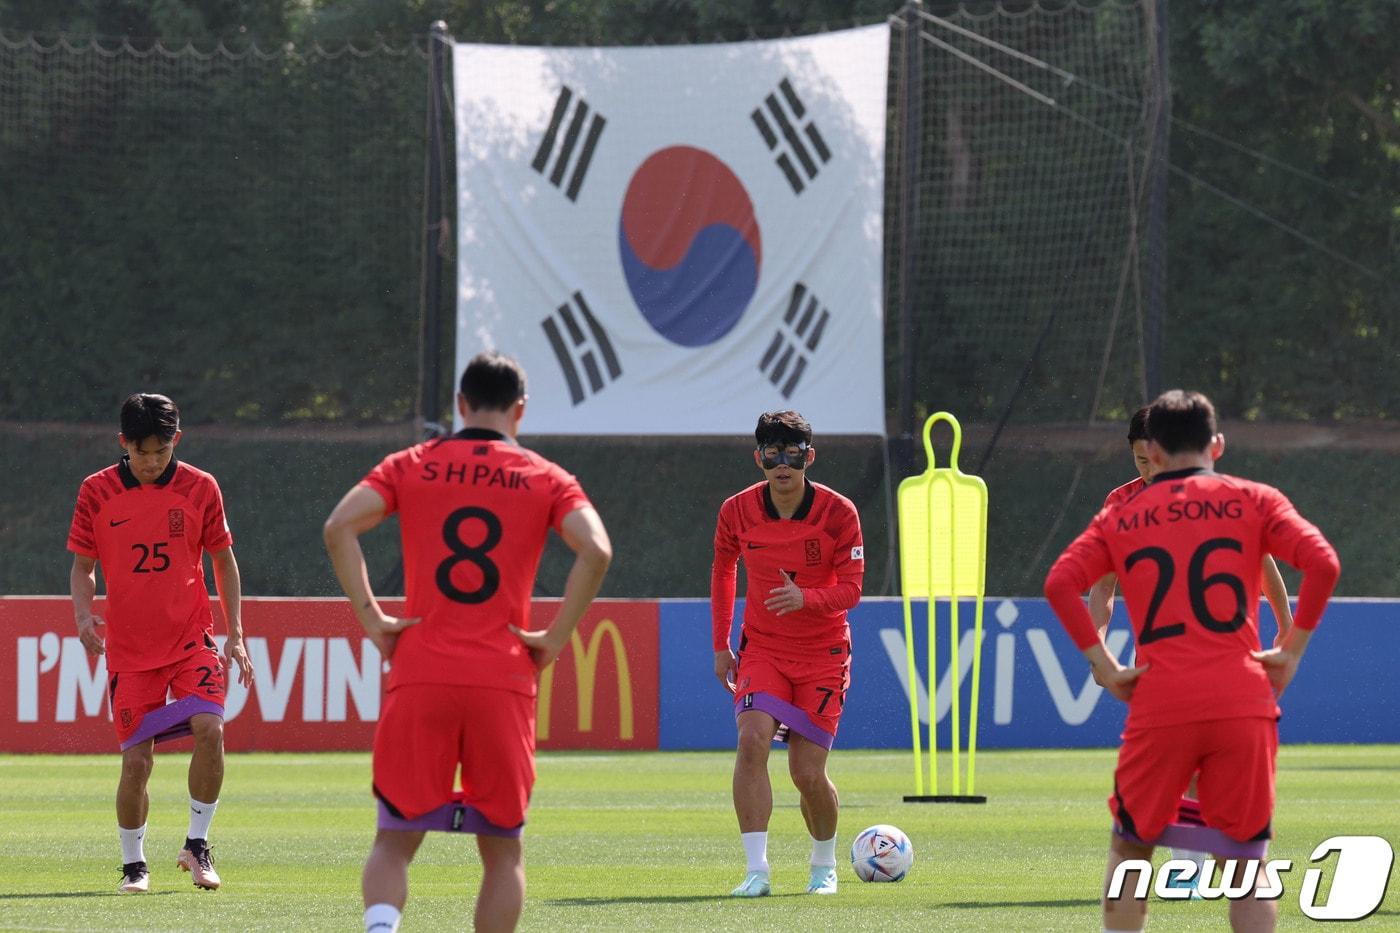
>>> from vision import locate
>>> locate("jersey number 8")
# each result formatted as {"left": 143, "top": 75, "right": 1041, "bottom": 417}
{"left": 435, "top": 507, "right": 502, "bottom": 604}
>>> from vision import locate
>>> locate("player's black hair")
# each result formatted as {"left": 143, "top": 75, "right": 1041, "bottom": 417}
{"left": 1146, "top": 390, "right": 1217, "bottom": 454}
{"left": 459, "top": 351, "right": 527, "bottom": 412}
{"left": 755, "top": 410, "right": 812, "bottom": 447}
{"left": 1127, "top": 405, "right": 1151, "bottom": 444}
{"left": 120, "top": 393, "right": 180, "bottom": 442}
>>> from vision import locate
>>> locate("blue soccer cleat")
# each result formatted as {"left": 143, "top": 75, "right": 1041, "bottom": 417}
{"left": 806, "top": 864, "right": 838, "bottom": 894}
{"left": 729, "top": 870, "right": 771, "bottom": 897}
{"left": 1164, "top": 866, "right": 1204, "bottom": 900}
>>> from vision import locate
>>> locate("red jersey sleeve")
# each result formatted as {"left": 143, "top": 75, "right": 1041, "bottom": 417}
{"left": 201, "top": 475, "right": 233, "bottom": 551}
{"left": 1256, "top": 485, "right": 1339, "bottom": 631}
{"left": 1045, "top": 513, "right": 1115, "bottom": 650}
{"left": 361, "top": 448, "right": 413, "bottom": 515}
{"left": 67, "top": 479, "right": 100, "bottom": 558}
{"left": 803, "top": 497, "right": 864, "bottom": 614}
{"left": 546, "top": 465, "right": 592, "bottom": 531}
{"left": 1103, "top": 477, "right": 1145, "bottom": 511}
{"left": 711, "top": 501, "right": 741, "bottom": 651}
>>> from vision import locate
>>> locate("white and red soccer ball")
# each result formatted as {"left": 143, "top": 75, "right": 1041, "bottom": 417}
{"left": 850, "top": 824, "right": 914, "bottom": 882}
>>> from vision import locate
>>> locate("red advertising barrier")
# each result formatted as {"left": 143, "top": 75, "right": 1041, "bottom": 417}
{"left": 0, "top": 597, "right": 658, "bottom": 753}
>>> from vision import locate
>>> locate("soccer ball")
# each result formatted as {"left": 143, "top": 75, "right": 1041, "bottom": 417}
{"left": 850, "top": 824, "right": 914, "bottom": 882}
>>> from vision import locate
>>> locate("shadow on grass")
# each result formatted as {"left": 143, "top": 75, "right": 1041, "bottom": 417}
{"left": 544, "top": 894, "right": 805, "bottom": 906}
{"left": 939, "top": 898, "right": 1101, "bottom": 909}
{"left": 0, "top": 891, "right": 179, "bottom": 899}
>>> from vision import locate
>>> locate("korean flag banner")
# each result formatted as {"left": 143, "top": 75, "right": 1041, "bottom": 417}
{"left": 452, "top": 25, "right": 889, "bottom": 434}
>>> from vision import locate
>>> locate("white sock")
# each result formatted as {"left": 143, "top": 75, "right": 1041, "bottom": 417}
{"left": 741, "top": 831, "right": 769, "bottom": 874}
{"left": 364, "top": 903, "right": 401, "bottom": 933}
{"left": 119, "top": 824, "right": 146, "bottom": 864}
{"left": 810, "top": 834, "right": 837, "bottom": 867}
{"left": 188, "top": 797, "right": 218, "bottom": 840}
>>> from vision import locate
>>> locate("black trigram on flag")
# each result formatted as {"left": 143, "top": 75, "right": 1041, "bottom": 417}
{"left": 531, "top": 86, "right": 606, "bottom": 202}
{"left": 541, "top": 292, "right": 622, "bottom": 406}
{"left": 751, "top": 78, "right": 832, "bottom": 195}
{"left": 759, "top": 283, "right": 831, "bottom": 398}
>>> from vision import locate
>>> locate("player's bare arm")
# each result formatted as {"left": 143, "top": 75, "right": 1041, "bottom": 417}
{"left": 69, "top": 553, "right": 105, "bottom": 656}
{"left": 1261, "top": 555, "right": 1293, "bottom": 646}
{"left": 511, "top": 506, "right": 612, "bottom": 669}
{"left": 1251, "top": 625, "right": 1314, "bottom": 698}
{"left": 323, "top": 484, "right": 421, "bottom": 658}
{"left": 1085, "top": 573, "right": 1119, "bottom": 686}
{"left": 1087, "top": 573, "right": 1116, "bottom": 641}
{"left": 209, "top": 546, "right": 254, "bottom": 687}
{"left": 1081, "top": 641, "right": 1148, "bottom": 703}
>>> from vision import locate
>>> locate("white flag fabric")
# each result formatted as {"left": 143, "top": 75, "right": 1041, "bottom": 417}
{"left": 452, "top": 25, "right": 889, "bottom": 434}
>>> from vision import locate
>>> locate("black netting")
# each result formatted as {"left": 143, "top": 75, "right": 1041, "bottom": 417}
{"left": 0, "top": 33, "right": 428, "bottom": 423}
{"left": 889, "top": 2, "right": 1160, "bottom": 432}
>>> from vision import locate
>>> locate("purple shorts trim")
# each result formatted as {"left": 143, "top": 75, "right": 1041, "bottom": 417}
{"left": 1117, "top": 821, "right": 1270, "bottom": 860}
{"left": 376, "top": 800, "right": 524, "bottom": 838}
{"left": 120, "top": 696, "right": 224, "bottom": 751}
{"left": 735, "top": 692, "right": 835, "bottom": 751}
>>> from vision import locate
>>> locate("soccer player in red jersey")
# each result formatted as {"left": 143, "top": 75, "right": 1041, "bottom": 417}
{"left": 1087, "top": 406, "right": 1298, "bottom": 896}
{"left": 1089, "top": 406, "right": 1293, "bottom": 646}
{"left": 67, "top": 393, "right": 254, "bottom": 894}
{"left": 711, "top": 410, "right": 865, "bottom": 898}
{"left": 1045, "top": 391, "right": 1339, "bottom": 933}
{"left": 323, "top": 352, "right": 611, "bottom": 933}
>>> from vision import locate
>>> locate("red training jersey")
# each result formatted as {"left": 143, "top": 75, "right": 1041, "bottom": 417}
{"left": 1045, "top": 467, "right": 1339, "bottom": 729}
{"left": 711, "top": 480, "right": 864, "bottom": 659}
{"left": 360, "top": 428, "right": 592, "bottom": 696}
{"left": 67, "top": 458, "right": 233, "bottom": 673}
{"left": 1103, "top": 476, "right": 1146, "bottom": 510}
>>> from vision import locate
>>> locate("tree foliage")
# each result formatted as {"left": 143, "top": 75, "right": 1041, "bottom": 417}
{"left": 1166, "top": 0, "right": 1398, "bottom": 419}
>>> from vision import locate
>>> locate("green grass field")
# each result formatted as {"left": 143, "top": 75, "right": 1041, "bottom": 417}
{"left": 1, "top": 746, "right": 1397, "bottom": 932}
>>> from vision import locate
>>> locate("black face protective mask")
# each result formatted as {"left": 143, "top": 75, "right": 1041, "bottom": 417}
{"left": 757, "top": 442, "right": 809, "bottom": 470}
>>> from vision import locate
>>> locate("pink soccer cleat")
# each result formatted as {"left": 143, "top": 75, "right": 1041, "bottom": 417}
{"left": 177, "top": 838, "right": 221, "bottom": 890}
{"left": 118, "top": 861, "right": 149, "bottom": 894}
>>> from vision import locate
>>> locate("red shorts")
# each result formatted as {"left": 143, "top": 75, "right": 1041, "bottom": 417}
{"left": 110, "top": 642, "right": 227, "bottom": 749}
{"left": 733, "top": 647, "right": 851, "bottom": 750}
{"left": 1110, "top": 716, "right": 1278, "bottom": 843}
{"left": 373, "top": 684, "right": 536, "bottom": 834}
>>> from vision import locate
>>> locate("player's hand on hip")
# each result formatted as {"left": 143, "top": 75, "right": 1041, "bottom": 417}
{"left": 714, "top": 649, "right": 737, "bottom": 694}
{"left": 366, "top": 613, "right": 420, "bottom": 660}
{"left": 75, "top": 614, "right": 105, "bottom": 656}
{"left": 764, "top": 571, "right": 804, "bottom": 616}
{"left": 1250, "top": 646, "right": 1301, "bottom": 698}
{"left": 509, "top": 624, "right": 567, "bottom": 670}
{"left": 224, "top": 636, "right": 255, "bottom": 687}
{"left": 1096, "top": 662, "right": 1149, "bottom": 703}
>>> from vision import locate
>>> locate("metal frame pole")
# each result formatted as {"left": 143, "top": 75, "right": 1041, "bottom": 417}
{"left": 417, "top": 21, "right": 451, "bottom": 438}
{"left": 1143, "top": 0, "right": 1169, "bottom": 397}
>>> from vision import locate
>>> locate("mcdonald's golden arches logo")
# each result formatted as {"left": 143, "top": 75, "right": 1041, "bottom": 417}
{"left": 538, "top": 618, "right": 633, "bottom": 741}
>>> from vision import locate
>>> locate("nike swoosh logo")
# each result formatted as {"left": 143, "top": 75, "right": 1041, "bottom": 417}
{"left": 109, "top": 518, "right": 131, "bottom": 527}
{"left": 746, "top": 542, "right": 767, "bottom": 550}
